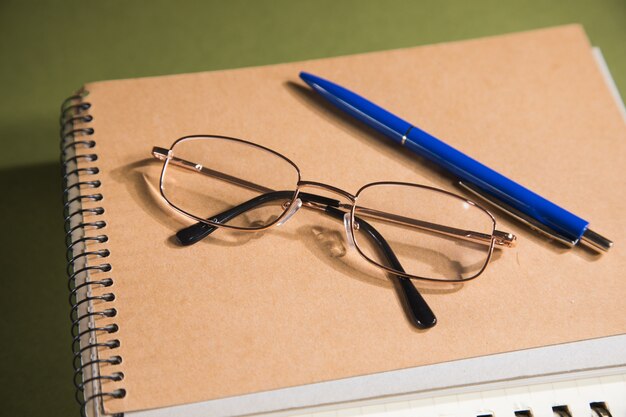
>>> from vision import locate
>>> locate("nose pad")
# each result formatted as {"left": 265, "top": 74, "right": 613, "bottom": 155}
{"left": 277, "top": 198, "right": 302, "bottom": 226}
{"left": 343, "top": 213, "right": 356, "bottom": 250}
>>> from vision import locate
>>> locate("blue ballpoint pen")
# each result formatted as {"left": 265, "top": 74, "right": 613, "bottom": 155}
{"left": 299, "top": 72, "right": 613, "bottom": 252}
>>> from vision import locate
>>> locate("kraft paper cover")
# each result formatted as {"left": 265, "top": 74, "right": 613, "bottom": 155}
{"left": 74, "top": 25, "right": 626, "bottom": 414}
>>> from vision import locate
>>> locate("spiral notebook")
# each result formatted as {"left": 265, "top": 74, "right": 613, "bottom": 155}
{"left": 61, "top": 25, "right": 626, "bottom": 417}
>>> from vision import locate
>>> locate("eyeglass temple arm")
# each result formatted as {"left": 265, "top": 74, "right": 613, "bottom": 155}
{"left": 153, "top": 147, "right": 514, "bottom": 248}
{"left": 175, "top": 191, "right": 436, "bottom": 328}
{"left": 152, "top": 147, "right": 273, "bottom": 194}
{"left": 325, "top": 205, "right": 437, "bottom": 329}
{"left": 175, "top": 191, "right": 339, "bottom": 245}
{"left": 356, "top": 207, "right": 516, "bottom": 248}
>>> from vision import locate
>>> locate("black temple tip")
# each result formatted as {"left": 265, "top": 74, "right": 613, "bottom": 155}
{"left": 176, "top": 222, "right": 217, "bottom": 246}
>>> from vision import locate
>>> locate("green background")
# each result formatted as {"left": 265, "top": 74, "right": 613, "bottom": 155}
{"left": 1, "top": 1, "right": 624, "bottom": 414}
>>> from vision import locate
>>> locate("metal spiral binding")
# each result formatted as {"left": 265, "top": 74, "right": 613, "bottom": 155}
{"left": 61, "top": 91, "right": 126, "bottom": 417}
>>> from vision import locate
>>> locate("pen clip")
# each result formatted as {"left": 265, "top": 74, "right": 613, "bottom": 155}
{"left": 457, "top": 181, "right": 576, "bottom": 247}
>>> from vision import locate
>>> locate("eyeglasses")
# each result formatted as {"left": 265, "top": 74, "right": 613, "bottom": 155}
{"left": 152, "top": 134, "right": 516, "bottom": 328}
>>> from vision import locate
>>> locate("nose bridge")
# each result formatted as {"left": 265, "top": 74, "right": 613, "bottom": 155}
{"left": 297, "top": 180, "right": 356, "bottom": 201}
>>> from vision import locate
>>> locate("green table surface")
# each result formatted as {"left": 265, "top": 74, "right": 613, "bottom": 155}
{"left": 1, "top": 1, "right": 624, "bottom": 414}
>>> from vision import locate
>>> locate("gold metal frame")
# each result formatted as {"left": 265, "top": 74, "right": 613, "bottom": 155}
{"left": 153, "top": 134, "right": 517, "bottom": 283}
{"left": 351, "top": 182, "right": 497, "bottom": 282}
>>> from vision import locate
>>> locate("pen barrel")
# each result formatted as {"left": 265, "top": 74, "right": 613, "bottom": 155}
{"left": 405, "top": 126, "right": 589, "bottom": 243}
{"left": 299, "top": 71, "right": 592, "bottom": 245}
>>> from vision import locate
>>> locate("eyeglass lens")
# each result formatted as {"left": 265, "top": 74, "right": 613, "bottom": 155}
{"left": 161, "top": 136, "right": 299, "bottom": 229}
{"left": 354, "top": 183, "right": 495, "bottom": 281}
